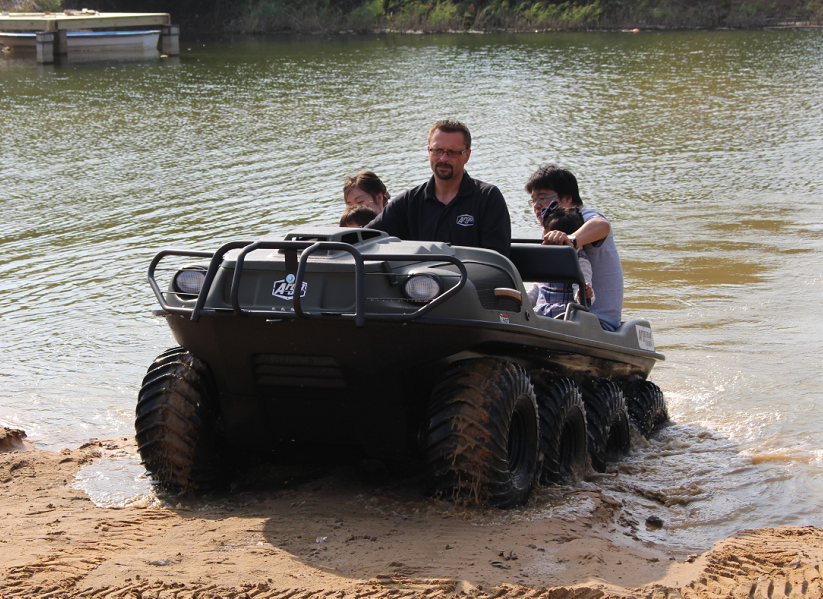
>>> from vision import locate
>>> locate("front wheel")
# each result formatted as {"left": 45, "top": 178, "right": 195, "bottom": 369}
{"left": 424, "top": 358, "right": 540, "bottom": 509}
{"left": 135, "top": 348, "right": 226, "bottom": 494}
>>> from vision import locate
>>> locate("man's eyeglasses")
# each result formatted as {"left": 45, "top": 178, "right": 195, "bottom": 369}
{"left": 428, "top": 147, "right": 469, "bottom": 159}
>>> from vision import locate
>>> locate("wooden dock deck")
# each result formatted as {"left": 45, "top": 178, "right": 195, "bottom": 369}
{"left": 0, "top": 10, "right": 178, "bottom": 63}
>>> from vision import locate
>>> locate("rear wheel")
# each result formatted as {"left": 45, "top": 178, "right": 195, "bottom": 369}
{"left": 619, "top": 377, "right": 669, "bottom": 437}
{"left": 529, "top": 371, "right": 588, "bottom": 484}
{"left": 578, "top": 377, "right": 631, "bottom": 472}
{"left": 135, "top": 348, "right": 226, "bottom": 494}
{"left": 424, "top": 358, "right": 539, "bottom": 508}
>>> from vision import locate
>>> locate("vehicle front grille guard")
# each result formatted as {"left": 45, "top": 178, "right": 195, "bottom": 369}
{"left": 148, "top": 240, "right": 468, "bottom": 327}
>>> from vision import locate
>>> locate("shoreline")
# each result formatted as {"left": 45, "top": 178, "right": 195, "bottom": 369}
{"left": 219, "top": 22, "right": 823, "bottom": 35}
{"left": 1, "top": 428, "right": 821, "bottom": 598}
{"left": 2, "top": 4, "right": 817, "bottom": 34}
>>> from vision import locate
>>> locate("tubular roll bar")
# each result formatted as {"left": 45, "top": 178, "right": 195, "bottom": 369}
{"left": 148, "top": 240, "right": 469, "bottom": 327}
{"left": 147, "top": 248, "right": 217, "bottom": 319}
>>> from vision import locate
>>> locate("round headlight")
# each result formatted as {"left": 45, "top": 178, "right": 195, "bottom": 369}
{"left": 173, "top": 267, "right": 206, "bottom": 296}
{"left": 404, "top": 275, "right": 441, "bottom": 302}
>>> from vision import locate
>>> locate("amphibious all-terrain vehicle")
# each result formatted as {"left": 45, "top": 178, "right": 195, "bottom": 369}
{"left": 139, "top": 228, "right": 667, "bottom": 507}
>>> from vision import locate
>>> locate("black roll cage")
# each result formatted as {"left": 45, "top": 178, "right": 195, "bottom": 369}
{"left": 148, "top": 240, "right": 469, "bottom": 328}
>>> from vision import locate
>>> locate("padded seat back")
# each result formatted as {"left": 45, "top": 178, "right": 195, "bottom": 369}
{"left": 509, "top": 242, "right": 585, "bottom": 287}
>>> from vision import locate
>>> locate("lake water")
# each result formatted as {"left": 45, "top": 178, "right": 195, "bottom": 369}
{"left": 2, "top": 29, "right": 822, "bottom": 554}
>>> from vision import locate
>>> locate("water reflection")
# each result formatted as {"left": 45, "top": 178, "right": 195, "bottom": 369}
{"left": 0, "top": 48, "right": 164, "bottom": 68}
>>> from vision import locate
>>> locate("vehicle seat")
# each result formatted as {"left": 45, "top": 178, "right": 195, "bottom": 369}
{"left": 509, "top": 243, "right": 586, "bottom": 287}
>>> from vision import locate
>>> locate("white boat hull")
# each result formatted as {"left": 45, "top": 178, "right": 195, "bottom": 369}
{"left": 0, "top": 30, "right": 160, "bottom": 51}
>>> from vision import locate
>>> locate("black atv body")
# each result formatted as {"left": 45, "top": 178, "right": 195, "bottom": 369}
{"left": 137, "top": 228, "right": 666, "bottom": 506}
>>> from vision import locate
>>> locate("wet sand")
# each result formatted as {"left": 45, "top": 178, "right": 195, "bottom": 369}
{"left": 1, "top": 429, "right": 821, "bottom": 598}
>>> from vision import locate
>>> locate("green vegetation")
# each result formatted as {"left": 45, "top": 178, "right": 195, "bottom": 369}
{"left": 227, "top": 0, "right": 821, "bottom": 32}
{"left": 1, "top": 0, "right": 63, "bottom": 12}
{"left": 5, "top": 0, "right": 821, "bottom": 32}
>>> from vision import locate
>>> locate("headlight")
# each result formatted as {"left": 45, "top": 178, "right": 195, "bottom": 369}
{"left": 404, "top": 275, "right": 441, "bottom": 302}
{"left": 172, "top": 266, "right": 207, "bottom": 297}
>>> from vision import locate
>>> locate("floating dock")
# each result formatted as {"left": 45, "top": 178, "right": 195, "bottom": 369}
{"left": 0, "top": 10, "right": 179, "bottom": 63}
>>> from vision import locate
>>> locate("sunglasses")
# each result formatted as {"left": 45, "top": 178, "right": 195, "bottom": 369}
{"left": 539, "top": 198, "right": 560, "bottom": 221}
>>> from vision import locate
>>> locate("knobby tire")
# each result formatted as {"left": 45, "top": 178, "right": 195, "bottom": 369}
{"left": 135, "top": 347, "right": 226, "bottom": 494}
{"left": 529, "top": 371, "right": 588, "bottom": 484}
{"left": 577, "top": 377, "right": 631, "bottom": 472}
{"left": 424, "top": 358, "right": 540, "bottom": 509}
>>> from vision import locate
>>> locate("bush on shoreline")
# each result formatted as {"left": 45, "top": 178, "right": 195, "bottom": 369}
{"left": 228, "top": 0, "right": 822, "bottom": 32}
{"left": 8, "top": 0, "right": 822, "bottom": 32}
{"left": 1, "top": 0, "right": 63, "bottom": 12}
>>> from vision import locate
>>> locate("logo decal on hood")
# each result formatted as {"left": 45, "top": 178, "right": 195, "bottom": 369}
{"left": 272, "top": 279, "right": 308, "bottom": 300}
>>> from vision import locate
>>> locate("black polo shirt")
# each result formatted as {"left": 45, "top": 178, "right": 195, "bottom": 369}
{"left": 367, "top": 172, "right": 511, "bottom": 256}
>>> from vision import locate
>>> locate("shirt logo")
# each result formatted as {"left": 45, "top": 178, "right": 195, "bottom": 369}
{"left": 272, "top": 279, "right": 308, "bottom": 300}
{"left": 456, "top": 214, "right": 474, "bottom": 227}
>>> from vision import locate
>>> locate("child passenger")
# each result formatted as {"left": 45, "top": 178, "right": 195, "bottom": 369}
{"left": 339, "top": 204, "right": 378, "bottom": 228}
{"left": 527, "top": 205, "right": 594, "bottom": 318}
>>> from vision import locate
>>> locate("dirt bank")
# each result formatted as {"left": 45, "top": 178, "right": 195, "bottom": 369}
{"left": 1, "top": 430, "right": 821, "bottom": 598}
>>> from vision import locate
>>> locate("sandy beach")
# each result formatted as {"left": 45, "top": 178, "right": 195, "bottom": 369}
{"left": 1, "top": 427, "right": 820, "bottom": 598}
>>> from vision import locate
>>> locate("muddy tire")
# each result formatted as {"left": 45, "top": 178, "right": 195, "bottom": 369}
{"left": 135, "top": 348, "right": 226, "bottom": 494}
{"left": 424, "top": 358, "right": 539, "bottom": 508}
{"left": 578, "top": 377, "right": 631, "bottom": 472}
{"left": 529, "top": 371, "right": 588, "bottom": 484}
{"left": 619, "top": 378, "right": 669, "bottom": 437}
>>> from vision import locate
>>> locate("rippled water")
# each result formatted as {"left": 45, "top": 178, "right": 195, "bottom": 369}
{"left": 2, "top": 29, "right": 822, "bottom": 552}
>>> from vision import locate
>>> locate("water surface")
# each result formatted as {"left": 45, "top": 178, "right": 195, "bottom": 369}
{"left": 2, "top": 29, "right": 822, "bottom": 553}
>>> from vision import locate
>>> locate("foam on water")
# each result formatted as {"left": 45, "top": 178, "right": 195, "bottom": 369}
{"left": 73, "top": 455, "right": 159, "bottom": 509}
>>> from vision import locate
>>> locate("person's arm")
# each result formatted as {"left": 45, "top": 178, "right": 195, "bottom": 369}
{"left": 526, "top": 282, "right": 539, "bottom": 307}
{"left": 480, "top": 187, "right": 511, "bottom": 256}
{"left": 543, "top": 216, "right": 610, "bottom": 248}
{"left": 578, "top": 253, "right": 595, "bottom": 303}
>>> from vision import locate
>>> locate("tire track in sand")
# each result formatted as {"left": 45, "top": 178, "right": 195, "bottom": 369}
{"left": 643, "top": 526, "right": 823, "bottom": 599}
{"left": 679, "top": 526, "right": 823, "bottom": 599}
{"left": 0, "top": 510, "right": 177, "bottom": 598}
{"left": 6, "top": 527, "right": 821, "bottom": 599}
